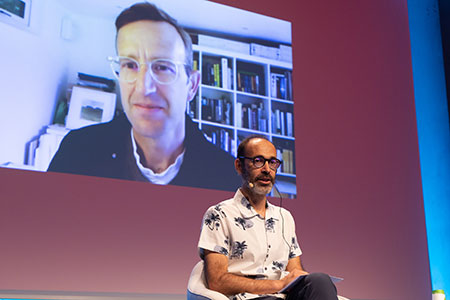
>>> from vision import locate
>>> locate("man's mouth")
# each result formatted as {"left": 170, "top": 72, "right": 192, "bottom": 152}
{"left": 133, "top": 103, "right": 165, "bottom": 115}
{"left": 255, "top": 176, "right": 273, "bottom": 185}
{"left": 134, "top": 103, "right": 164, "bottom": 110}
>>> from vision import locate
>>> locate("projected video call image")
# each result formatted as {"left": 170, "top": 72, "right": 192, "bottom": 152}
{"left": 0, "top": 0, "right": 297, "bottom": 197}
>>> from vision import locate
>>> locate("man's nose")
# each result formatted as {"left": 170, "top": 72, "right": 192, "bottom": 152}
{"left": 261, "top": 160, "right": 271, "bottom": 173}
{"left": 135, "top": 64, "right": 157, "bottom": 95}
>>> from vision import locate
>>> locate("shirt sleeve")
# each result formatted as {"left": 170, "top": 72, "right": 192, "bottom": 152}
{"left": 284, "top": 210, "right": 302, "bottom": 259}
{"left": 198, "top": 205, "right": 231, "bottom": 259}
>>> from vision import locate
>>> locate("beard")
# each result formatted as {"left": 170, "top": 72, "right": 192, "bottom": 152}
{"left": 242, "top": 169, "right": 275, "bottom": 196}
{"left": 253, "top": 182, "right": 273, "bottom": 196}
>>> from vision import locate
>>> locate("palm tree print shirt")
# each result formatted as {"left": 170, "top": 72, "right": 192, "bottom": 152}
{"left": 198, "top": 189, "right": 302, "bottom": 299}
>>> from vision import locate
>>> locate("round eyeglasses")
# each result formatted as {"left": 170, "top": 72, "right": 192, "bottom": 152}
{"left": 239, "top": 156, "right": 282, "bottom": 171}
{"left": 107, "top": 56, "right": 188, "bottom": 85}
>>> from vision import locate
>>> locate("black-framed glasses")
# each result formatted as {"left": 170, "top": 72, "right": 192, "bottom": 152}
{"left": 107, "top": 56, "right": 188, "bottom": 85}
{"left": 239, "top": 156, "right": 282, "bottom": 171}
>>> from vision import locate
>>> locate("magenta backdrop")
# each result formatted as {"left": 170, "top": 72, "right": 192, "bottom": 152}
{"left": 0, "top": 0, "right": 431, "bottom": 299}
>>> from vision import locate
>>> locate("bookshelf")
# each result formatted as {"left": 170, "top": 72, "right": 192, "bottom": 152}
{"left": 188, "top": 39, "right": 296, "bottom": 198}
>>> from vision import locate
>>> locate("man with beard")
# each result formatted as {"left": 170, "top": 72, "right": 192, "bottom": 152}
{"left": 197, "top": 135, "right": 338, "bottom": 300}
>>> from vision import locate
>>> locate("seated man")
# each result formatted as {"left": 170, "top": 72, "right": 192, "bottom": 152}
{"left": 48, "top": 2, "right": 240, "bottom": 191}
{"left": 197, "top": 135, "right": 338, "bottom": 299}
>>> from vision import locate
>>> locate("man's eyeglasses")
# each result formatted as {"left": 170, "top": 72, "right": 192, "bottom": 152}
{"left": 107, "top": 56, "right": 188, "bottom": 85}
{"left": 239, "top": 156, "right": 282, "bottom": 171}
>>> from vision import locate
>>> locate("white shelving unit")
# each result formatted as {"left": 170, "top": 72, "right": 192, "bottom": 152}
{"left": 188, "top": 43, "right": 296, "bottom": 197}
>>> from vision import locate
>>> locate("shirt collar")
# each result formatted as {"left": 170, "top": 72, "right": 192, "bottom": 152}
{"left": 130, "top": 129, "right": 185, "bottom": 185}
{"left": 233, "top": 189, "right": 275, "bottom": 219}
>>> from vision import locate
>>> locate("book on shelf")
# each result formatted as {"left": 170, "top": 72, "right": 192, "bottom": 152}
{"left": 277, "top": 148, "right": 282, "bottom": 169}
{"left": 203, "top": 62, "right": 216, "bottom": 87}
{"left": 272, "top": 109, "right": 293, "bottom": 137}
{"left": 203, "top": 128, "right": 233, "bottom": 154}
{"left": 286, "top": 112, "right": 293, "bottom": 137}
{"left": 270, "top": 73, "right": 277, "bottom": 98}
{"left": 270, "top": 71, "right": 292, "bottom": 100}
{"left": 249, "top": 104, "right": 256, "bottom": 130}
{"left": 238, "top": 102, "right": 267, "bottom": 132}
{"left": 224, "top": 101, "right": 232, "bottom": 125}
{"left": 236, "top": 102, "right": 243, "bottom": 128}
{"left": 277, "top": 148, "right": 294, "bottom": 174}
{"left": 221, "top": 58, "right": 228, "bottom": 89}
{"left": 188, "top": 97, "right": 197, "bottom": 119}
{"left": 215, "top": 97, "right": 223, "bottom": 122}
{"left": 242, "top": 105, "right": 249, "bottom": 129}
{"left": 272, "top": 109, "right": 281, "bottom": 135}
{"left": 203, "top": 58, "right": 232, "bottom": 89}
{"left": 286, "top": 71, "right": 293, "bottom": 101}
{"left": 259, "top": 117, "right": 267, "bottom": 132}
{"left": 193, "top": 59, "right": 199, "bottom": 71}
{"left": 221, "top": 129, "right": 230, "bottom": 153}
{"left": 201, "top": 97, "right": 233, "bottom": 125}
{"left": 237, "top": 71, "right": 261, "bottom": 95}
{"left": 214, "top": 63, "right": 220, "bottom": 87}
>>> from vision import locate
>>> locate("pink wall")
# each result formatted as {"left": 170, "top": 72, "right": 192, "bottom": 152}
{"left": 0, "top": 0, "right": 431, "bottom": 299}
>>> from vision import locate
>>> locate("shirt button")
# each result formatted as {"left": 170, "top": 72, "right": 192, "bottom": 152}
{"left": 268, "top": 245, "right": 271, "bottom": 248}
{"left": 265, "top": 267, "right": 267, "bottom": 270}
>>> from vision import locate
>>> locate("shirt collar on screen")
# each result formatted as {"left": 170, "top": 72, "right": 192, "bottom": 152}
{"left": 131, "top": 129, "right": 185, "bottom": 185}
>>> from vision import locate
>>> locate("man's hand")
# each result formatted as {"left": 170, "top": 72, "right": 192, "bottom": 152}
{"left": 280, "top": 268, "right": 309, "bottom": 288}
{"left": 279, "top": 255, "right": 309, "bottom": 289}
{"left": 204, "top": 250, "right": 283, "bottom": 295}
{"left": 204, "top": 250, "right": 308, "bottom": 295}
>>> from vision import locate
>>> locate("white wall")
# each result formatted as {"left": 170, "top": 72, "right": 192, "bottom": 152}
{"left": 0, "top": 0, "right": 64, "bottom": 165}
{"left": 0, "top": 0, "right": 116, "bottom": 166}
{"left": 62, "top": 12, "right": 116, "bottom": 85}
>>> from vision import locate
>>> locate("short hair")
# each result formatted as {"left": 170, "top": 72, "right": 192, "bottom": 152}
{"left": 115, "top": 2, "right": 193, "bottom": 73}
{"left": 237, "top": 135, "right": 272, "bottom": 159}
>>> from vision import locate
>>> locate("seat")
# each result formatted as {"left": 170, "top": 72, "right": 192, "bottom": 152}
{"left": 187, "top": 261, "right": 229, "bottom": 300}
{"left": 187, "top": 261, "right": 350, "bottom": 300}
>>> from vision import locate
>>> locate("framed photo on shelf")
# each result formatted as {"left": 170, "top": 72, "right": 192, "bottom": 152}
{"left": 66, "top": 86, "right": 116, "bottom": 130}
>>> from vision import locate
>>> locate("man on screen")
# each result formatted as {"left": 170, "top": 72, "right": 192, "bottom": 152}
{"left": 197, "top": 136, "right": 338, "bottom": 299}
{"left": 48, "top": 2, "right": 240, "bottom": 191}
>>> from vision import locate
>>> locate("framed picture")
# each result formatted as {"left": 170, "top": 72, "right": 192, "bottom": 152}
{"left": 0, "top": 0, "right": 32, "bottom": 28}
{"left": 66, "top": 86, "right": 116, "bottom": 130}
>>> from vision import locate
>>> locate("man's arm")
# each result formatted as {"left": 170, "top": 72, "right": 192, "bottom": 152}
{"left": 204, "top": 250, "right": 307, "bottom": 296}
{"left": 285, "top": 255, "right": 308, "bottom": 274}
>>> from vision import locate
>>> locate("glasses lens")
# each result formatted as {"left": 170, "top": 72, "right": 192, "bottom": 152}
{"left": 150, "top": 60, "right": 178, "bottom": 84}
{"left": 110, "top": 57, "right": 139, "bottom": 82}
{"left": 252, "top": 156, "right": 265, "bottom": 168}
{"left": 119, "top": 58, "right": 139, "bottom": 82}
{"left": 251, "top": 156, "right": 281, "bottom": 170}
{"left": 269, "top": 158, "right": 281, "bottom": 169}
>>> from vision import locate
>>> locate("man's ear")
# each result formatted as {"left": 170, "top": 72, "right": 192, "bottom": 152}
{"left": 235, "top": 158, "right": 243, "bottom": 175}
{"left": 187, "top": 70, "right": 200, "bottom": 101}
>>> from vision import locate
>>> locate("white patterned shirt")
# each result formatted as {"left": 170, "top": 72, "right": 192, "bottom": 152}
{"left": 198, "top": 189, "right": 302, "bottom": 299}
